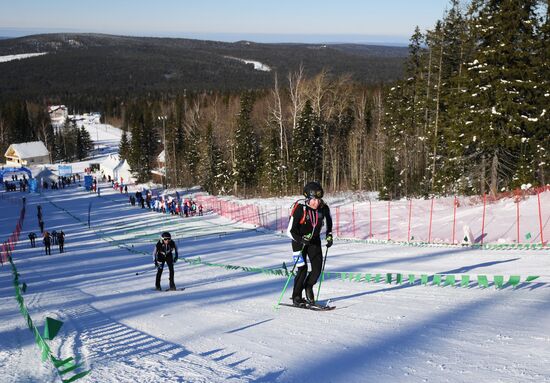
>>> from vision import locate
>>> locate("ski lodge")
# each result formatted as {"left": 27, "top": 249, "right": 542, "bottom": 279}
{"left": 4, "top": 141, "right": 50, "bottom": 167}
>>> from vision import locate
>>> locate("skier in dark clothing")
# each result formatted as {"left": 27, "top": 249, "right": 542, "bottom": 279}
{"left": 153, "top": 232, "right": 179, "bottom": 291}
{"left": 43, "top": 232, "right": 52, "bottom": 255}
{"left": 28, "top": 232, "right": 37, "bottom": 247}
{"left": 287, "top": 181, "right": 333, "bottom": 307}
{"left": 39, "top": 220, "right": 44, "bottom": 233}
{"left": 57, "top": 230, "right": 65, "bottom": 253}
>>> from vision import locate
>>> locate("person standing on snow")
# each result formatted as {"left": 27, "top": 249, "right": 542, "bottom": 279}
{"left": 153, "top": 232, "right": 179, "bottom": 291}
{"left": 57, "top": 230, "right": 65, "bottom": 253}
{"left": 287, "top": 181, "right": 333, "bottom": 307}
{"left": 43, "top": 231, "right": 52, "bottom": 255}
{"left": 28, "top": 232, "right": 37, "bottom": 248}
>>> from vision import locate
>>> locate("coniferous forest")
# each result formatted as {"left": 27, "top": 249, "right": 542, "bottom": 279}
{"left": 0, "top": 0, "right": 548, "bottom": 198}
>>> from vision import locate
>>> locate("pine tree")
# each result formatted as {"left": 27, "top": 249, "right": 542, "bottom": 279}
{"left": 77, "top": 126, "right": 93, "bottom": 160}
{"left": 531, "top": 1, "right": 550, "bottom": 185}
{"left": 233, "top": 93, "right": 259, "bottom": 196}
{"left": 457, "top": 0, "right": 540, "bottom": 194}
{"left": 119, "top": 130, "right": 131, "bottom": 161}
{"left": 197, "top": 123, "right": 217, "bottom": 193}
{"left": 128, "top": 108, "right": 158, "bottom": 182}
{"left": 291, "top": 100, "right": 317, "bottom": 186}
{"left": 259, "top": 123, "right": 283, "bottom": 195}
{"left": 382, "top": 26, "right": 429, "bottom": 197}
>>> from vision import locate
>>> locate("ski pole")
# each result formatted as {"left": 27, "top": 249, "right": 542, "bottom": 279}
{"left": 135, "top": 266, "right": 158, "bottom": 276}
{"left": 316, "top": 246, "right": 329, "bottom": 302}
{"left": 274, "top": 252, "right": 302, "bottom": 309}
{"left": 274, "top": 239, "right": 309, "bottom": 309}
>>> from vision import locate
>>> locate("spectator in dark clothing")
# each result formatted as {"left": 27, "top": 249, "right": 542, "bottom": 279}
{"left": 57, "top": 231, "right": 65, "bottom": 253}
{"left": 43, "top": 232, "right": 52, "bottom": 255}
{"left": 28, "top": 232, "right": 37, "bottom": 247}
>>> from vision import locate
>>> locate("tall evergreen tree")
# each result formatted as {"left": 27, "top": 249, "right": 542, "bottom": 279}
{"left": 119, "top": 130, "right": 131, "bottom": 161}
{"left": 259, "top": 123, "right": 284, "bottom": 195}
{"left": 77, "top": 126, "right": 93, "bottom": 160}
{"left": 233, "top": 93, "right": 260, "bottom": 195}
{"left": 291, "top": 100, "right": 318, "bottom": 186}
{"left": 456, "top": 0, "right": 540, "bottom": 194}
{"left": 128, "top": 108, "right": 158, "bottom": 182}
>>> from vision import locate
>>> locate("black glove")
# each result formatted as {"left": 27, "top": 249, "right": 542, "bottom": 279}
{"left": 301, "top": 233, "right": 312, "bottom": 245}
{"left": 326, "top": 234, "right": 333, "bottom": 248}
{"left": 154, "top": 261, "right": 159, "bottom": 269}
{"left": 174, "top": 256, "right": 178, "bottom": 263}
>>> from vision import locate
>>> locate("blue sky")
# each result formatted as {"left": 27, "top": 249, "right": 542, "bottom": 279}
{"left": 0, "top": 0, "right": 454, "bottom": 44}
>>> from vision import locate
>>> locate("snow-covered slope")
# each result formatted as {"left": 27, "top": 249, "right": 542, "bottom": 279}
{"left": 1, "top": 183, "right": 549, "bottom": 382}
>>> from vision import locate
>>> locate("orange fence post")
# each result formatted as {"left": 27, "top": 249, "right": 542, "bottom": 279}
{"left": 387, "top": 200, "right": 391, "bottom": 241}
{"left": 407, "top": 199, "right": 412, "bottom": 242}
{"left": 351, "top": 204, "right": 355, "bottom": 238}
{"left": 428, "top": 197, "right": 434, "bottom": 243}
{"left": 336, "top": 207, "right": 340, "bottom": 237}
{"left": 516, "top": 189, "right": 520, "bottom": 244}
{"left": 369, "top": 200, "right": 372, "bottom": 238}
{"left": 537, "top": 188, "right": 545, "bottom": 247}
{"left": 452, "top": 196, "right": 457, "bottom": 245}
{"left": 481, "top": 193, "right": 487, "bottom": 246}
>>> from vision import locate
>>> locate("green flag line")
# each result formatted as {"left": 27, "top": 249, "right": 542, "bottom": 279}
{"left": 270, "top": 230, "right": 548, "bottom": 251}
{"left": 178, "top": 257, "right": 542, "bottom": 290}
{"left": 8, "top": 254, "right": 91, "bottom": 381}
{"left": 335, "top": 236, "right": 549, "bottom": 251}
{"left": 5, "top": 208, "right": 91, "bottom": 382}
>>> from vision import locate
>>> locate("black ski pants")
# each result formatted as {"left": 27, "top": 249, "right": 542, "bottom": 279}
{"left": 44, "top": 243, "right": 51, "bottom": 255}
{"left": 59, "top": 241, "right": 64, "bottom": 253}
{"left": 156, "top": 254, "right": 176, "bottom": 289}
{"left": 292, "top": 241, "right": 323, "bottom": 299}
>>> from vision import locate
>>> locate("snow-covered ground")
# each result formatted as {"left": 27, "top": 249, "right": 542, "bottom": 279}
{"left": 0, "top": 52, "right": 48, "bottom": 63}
{"left": 1, "top": 121, "right": 549, "bottom": 382}
{"left": 1, "top": 183, "right": 550, "bottom": 382}
{"left": 225, "top": 56, "right": 271, "bottom": 71}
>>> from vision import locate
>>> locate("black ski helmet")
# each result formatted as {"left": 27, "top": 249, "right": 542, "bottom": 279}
{"left": 161, "top": 232, "right": 171, "bottom": 240}
{"left": 303, "top": 181, "right": 324, "bottom": 199}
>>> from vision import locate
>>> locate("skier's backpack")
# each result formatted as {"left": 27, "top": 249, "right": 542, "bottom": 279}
{"left": 289, "top": 199, "right": 307, "bottom": 224}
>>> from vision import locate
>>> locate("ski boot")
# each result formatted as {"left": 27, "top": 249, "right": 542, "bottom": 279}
{"left": 305, "top": 286, "right": 315, "bottom": 306}
{"left": 292, "top": 296, "right": 307, "bottom": 308}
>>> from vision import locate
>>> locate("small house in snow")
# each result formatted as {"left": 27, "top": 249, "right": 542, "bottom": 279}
{"left": 48, "top": 105, "right": 68, "bottom": 125}
{"left": 4, "top": 141, "right": 50, "bottom": 167}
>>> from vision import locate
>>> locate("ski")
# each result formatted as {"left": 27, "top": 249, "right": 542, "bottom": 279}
{"left": 279, "top": 303, "right": 336, "bottom": 311}
{"left": 164, "top": 287, "right": 186, "bottom": 292}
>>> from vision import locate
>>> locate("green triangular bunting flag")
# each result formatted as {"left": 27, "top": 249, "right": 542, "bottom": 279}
{"left": 43, "top": 317, "right": 64, "bottom": 340}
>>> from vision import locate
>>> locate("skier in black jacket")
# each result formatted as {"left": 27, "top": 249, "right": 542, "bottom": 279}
{"left": 153, "top": 232, "right": 179, "bottom": 291}
{"left": 287, "top": 181, "right": 333, "bottom": 307}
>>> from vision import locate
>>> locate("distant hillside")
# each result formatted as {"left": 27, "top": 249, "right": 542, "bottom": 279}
{"left": 0, "top": 33, "right": 407, "bottom": 99}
